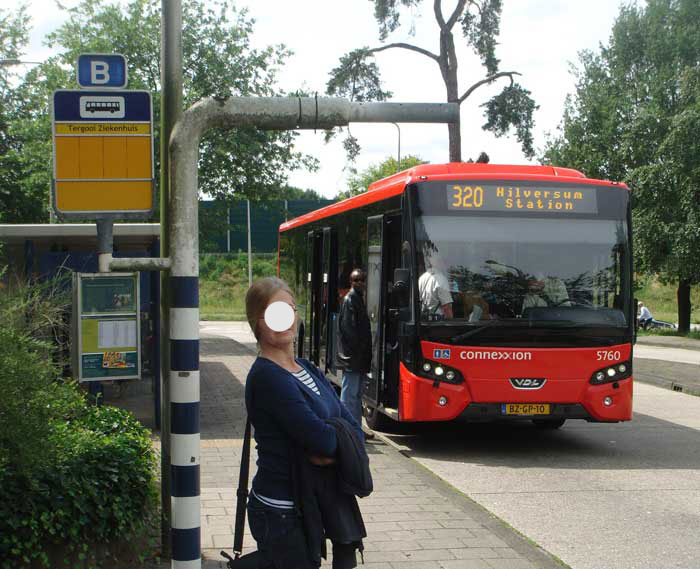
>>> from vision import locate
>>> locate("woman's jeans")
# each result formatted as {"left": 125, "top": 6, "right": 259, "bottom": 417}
{"left": 247, "top": 494, "right": 357, "bottom": 569}
{"left": 247, "top": 494, "right": 311, "bottom": 568}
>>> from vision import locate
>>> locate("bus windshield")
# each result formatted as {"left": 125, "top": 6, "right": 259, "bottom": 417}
{"left": 412, "top": 183, "right": 631, "bottom": 338}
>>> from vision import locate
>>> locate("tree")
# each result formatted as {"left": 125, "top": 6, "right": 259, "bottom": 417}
{"left": 337, "top": 154, "right": 425, "bottom": 199}
{"left": 542, "top": 0, "right": 700, "bottom": 333}
{"left": 0, "top": 6, "right": 51, "bottom": 223}
{"left": 0, "top": 0, "right": 319, "bottom": 224}
{"left": 326, "top": 1, "right": 537, "bottom": 163}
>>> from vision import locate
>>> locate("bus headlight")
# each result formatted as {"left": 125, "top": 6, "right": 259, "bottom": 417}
{"left": 418, "top": 359, "right": 464, "bottom": 384}
{"left": 590, "top": 361, "right": 631, "bottom": 385}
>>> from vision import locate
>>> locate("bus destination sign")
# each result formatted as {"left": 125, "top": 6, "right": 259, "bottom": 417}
{"left": 447, "top": 184, "right": 598, "bottom": 214}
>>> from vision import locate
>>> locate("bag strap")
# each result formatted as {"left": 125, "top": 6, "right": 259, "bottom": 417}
{"left": 233, "top": 416, "right": 252, "bottom": 557}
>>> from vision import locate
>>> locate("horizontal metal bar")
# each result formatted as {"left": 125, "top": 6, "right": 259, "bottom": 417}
{"left": 349, "top": 101, "right": 459, "bottom": 124}
{"left": 110, "top": 257, "right": 172, "bottom": 271}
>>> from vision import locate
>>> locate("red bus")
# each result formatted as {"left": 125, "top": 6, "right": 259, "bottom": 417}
{"left": 278, "top": 163, "right": 634, "bottom": 430}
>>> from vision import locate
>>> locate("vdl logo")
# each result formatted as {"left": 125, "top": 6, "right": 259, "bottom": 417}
{"left": 433, "top": 349, "right": 451, "bottom": 359}
{"left": 510, "top": 378, "right": 546, "bottom": 390}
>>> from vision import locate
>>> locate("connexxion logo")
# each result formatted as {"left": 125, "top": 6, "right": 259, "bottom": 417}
{"left": 459, "top": 350, "right": 532, "bottom": 361}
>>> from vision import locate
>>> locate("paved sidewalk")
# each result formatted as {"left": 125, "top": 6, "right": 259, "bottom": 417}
{"left": 195, "top": 333, "right": 565, "bottom": 568}
{"left": 634, "top": 335, "right": 700, "bottom": 397}
{"left": 109, "top": 329, "right": 567, "bottom": 568}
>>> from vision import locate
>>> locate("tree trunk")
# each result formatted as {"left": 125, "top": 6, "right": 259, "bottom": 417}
{"left": 440, "top": 23, "right": 461, "bottom": 162}
{"left": 448, "top": 118, "right": 461, "bottom": 162}
{"left": 677, "top": 279, "right": 691, "bottom": 334}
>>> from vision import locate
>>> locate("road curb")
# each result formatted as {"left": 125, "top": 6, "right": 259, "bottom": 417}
{"left": 634, "top": 372, "right": 700, "bottom": 397}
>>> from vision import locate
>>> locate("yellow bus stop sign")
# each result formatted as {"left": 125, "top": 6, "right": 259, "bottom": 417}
{"left": 52, "top": 89, "right": 154, "bottom": 218}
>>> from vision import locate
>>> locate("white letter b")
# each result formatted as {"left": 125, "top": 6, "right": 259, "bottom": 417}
{"left": 91, "top": 61, "right": 110, "bottom": 84}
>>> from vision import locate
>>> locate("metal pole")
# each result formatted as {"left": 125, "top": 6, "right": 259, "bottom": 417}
{"left": 227, "top": 207, "right": 231, "bottom": 253}
{"left": 160, "top": 0, "right": 182, "bottom": 562}
{"left": 247, "top": 200, "right": 252, "bottom": 287}
{"left": 151, "top": 238, "right": 161, "bottom": 431}
{"left": 96, "top": 216, "right": 114, "bottom": 273}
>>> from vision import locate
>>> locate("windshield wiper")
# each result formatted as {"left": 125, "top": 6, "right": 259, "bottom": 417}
{"left": 448, "top": 319, "right": 626, "bottom": 344}
{"left": 450, "top": 320, "right": 511, "bottom": 343}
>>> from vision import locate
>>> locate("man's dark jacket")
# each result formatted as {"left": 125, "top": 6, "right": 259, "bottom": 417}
{"left": 338, "top": 287, "right": 372, "bottom": 372}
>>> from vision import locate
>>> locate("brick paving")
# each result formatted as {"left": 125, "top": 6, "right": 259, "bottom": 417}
{"left": 110, "top": 330, "right": 565, "bottom": 569}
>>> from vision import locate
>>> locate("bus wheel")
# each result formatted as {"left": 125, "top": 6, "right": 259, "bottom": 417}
{"left": 364, "top": 403, "right": 394, "bottom": 432}
{"left": 532, "top": 418, "right": 566, "bottom": 429}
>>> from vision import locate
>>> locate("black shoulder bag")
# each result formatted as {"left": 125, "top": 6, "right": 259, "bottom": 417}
{"left": 220, "top": 418, "right": 263, "bottom": 568}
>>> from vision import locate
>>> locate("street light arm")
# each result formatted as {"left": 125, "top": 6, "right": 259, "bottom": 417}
{"left": 0, "top": 59, "right": 43, "bottom": 66}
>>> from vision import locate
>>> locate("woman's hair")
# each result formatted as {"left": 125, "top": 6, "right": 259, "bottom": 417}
{"left": 245, "top": 277, "right": 294, "bottom": 340}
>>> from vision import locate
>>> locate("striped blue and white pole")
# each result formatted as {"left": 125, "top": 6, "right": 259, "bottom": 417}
{"left": 169, "top": 276, "right": 200, "bottom": 568}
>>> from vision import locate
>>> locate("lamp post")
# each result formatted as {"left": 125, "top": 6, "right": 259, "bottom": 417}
{"left": 391, "top": 122, "right": 401, "bottom": 172}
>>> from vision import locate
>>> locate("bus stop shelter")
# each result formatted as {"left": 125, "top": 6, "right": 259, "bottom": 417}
{"left": 0, "top": 223, "right": 162, "bottom": 427}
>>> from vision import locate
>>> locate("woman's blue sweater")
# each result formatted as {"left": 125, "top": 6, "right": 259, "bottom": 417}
{"left": 245, "top": 357, "right": 362, "bottom": 502}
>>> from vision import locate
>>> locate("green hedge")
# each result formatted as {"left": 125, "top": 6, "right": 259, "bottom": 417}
{"left": 200, "top": 251, "right": 277, "bottom": 282}
{"left": 0, "top": 282, "right": 159, "bottom": 568}
{"left": 200, "top": 252, "right": 278, "bottom": 320}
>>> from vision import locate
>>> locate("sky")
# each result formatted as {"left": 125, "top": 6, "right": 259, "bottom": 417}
{"left": 23, "top": 0, "right": 629, "bottom": 198}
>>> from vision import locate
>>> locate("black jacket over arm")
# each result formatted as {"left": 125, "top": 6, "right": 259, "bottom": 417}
{"left": 338, "top": 288, "right": 372, "bottom": 373}
{"left": 291, "top": 417, "right": 372, "bottom": 566}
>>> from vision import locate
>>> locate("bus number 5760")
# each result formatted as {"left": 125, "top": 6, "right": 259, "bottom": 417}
{"left": 597, "top": 350, "right": 621, "bottom": 361}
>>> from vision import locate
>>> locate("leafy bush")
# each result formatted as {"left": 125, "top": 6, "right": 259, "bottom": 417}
{"left": 0, "top": 272, "right": 159, "bottom": 568}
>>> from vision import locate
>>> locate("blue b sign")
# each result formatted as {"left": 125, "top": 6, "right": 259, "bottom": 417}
{"left": 77, "top": 54, "right": 128, "bottom": 89}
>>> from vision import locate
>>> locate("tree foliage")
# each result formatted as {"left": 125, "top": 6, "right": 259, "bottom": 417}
{"left": 0, "top": 5, "right": 52, "bottom": 223}
{"left": 326, "top": 0, "right": 537, "bottom": 163}
{"left": 0, "top": 0, "right": 318, "bottom": 224}
{"left": 541, "top": 0, "right": 700, "bottom": 332}
{"left": 338, "top": 154, "right": 425, "bottom": 199}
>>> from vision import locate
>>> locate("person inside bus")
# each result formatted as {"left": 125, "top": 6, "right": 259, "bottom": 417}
{"left": 419, "top": 253, "right": 454, "bottom": 320}
{"left": 521, "top": 276, "right": 548, "bottom": 313}
{"left": 522, "top": 273, "right": 571, "bottom": 313}
{"left": 338, "top": 269, "right": 374, "bottom": 440}
{"left": 462, "top": 288, "right": 490, "bottom": 321}
{"left": 244, "top": 277, "right": 367, "bottom": 568}
{"left": 541, "top": 273, "right": 571, "bottom": 306}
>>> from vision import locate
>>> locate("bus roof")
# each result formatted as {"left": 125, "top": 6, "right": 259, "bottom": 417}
{"left": 279, "top": 162, "right": 629, "bottom": 232}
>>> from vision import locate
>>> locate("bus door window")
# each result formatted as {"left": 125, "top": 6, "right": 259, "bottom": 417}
{"left": 319, "top": 227, "right": 338, "bottom": 374}
{"left": 383, "top": 214, "right": 402, "bottom": 409}
{"left": 364, "top": 215, "right": 384, "bottom": 406}
{"left": 305, "top": 230, "right": 323, "bottom": 365}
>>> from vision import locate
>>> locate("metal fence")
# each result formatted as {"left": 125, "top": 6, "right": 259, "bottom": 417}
{"left": 200, "top": 199, "right": 335, "bottom": 253}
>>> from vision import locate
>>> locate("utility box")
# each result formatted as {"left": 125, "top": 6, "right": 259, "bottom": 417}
{"left": 72, "top": 272, "right": 141, "bottom": 381}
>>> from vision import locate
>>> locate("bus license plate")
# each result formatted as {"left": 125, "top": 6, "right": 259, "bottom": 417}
{"left": 502, "top": 403, "right": 550, "bottom": 415}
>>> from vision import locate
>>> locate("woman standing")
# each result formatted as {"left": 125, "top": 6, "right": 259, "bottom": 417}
{"left": 244, "top": 277, "right": 366, "bottom": 569}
